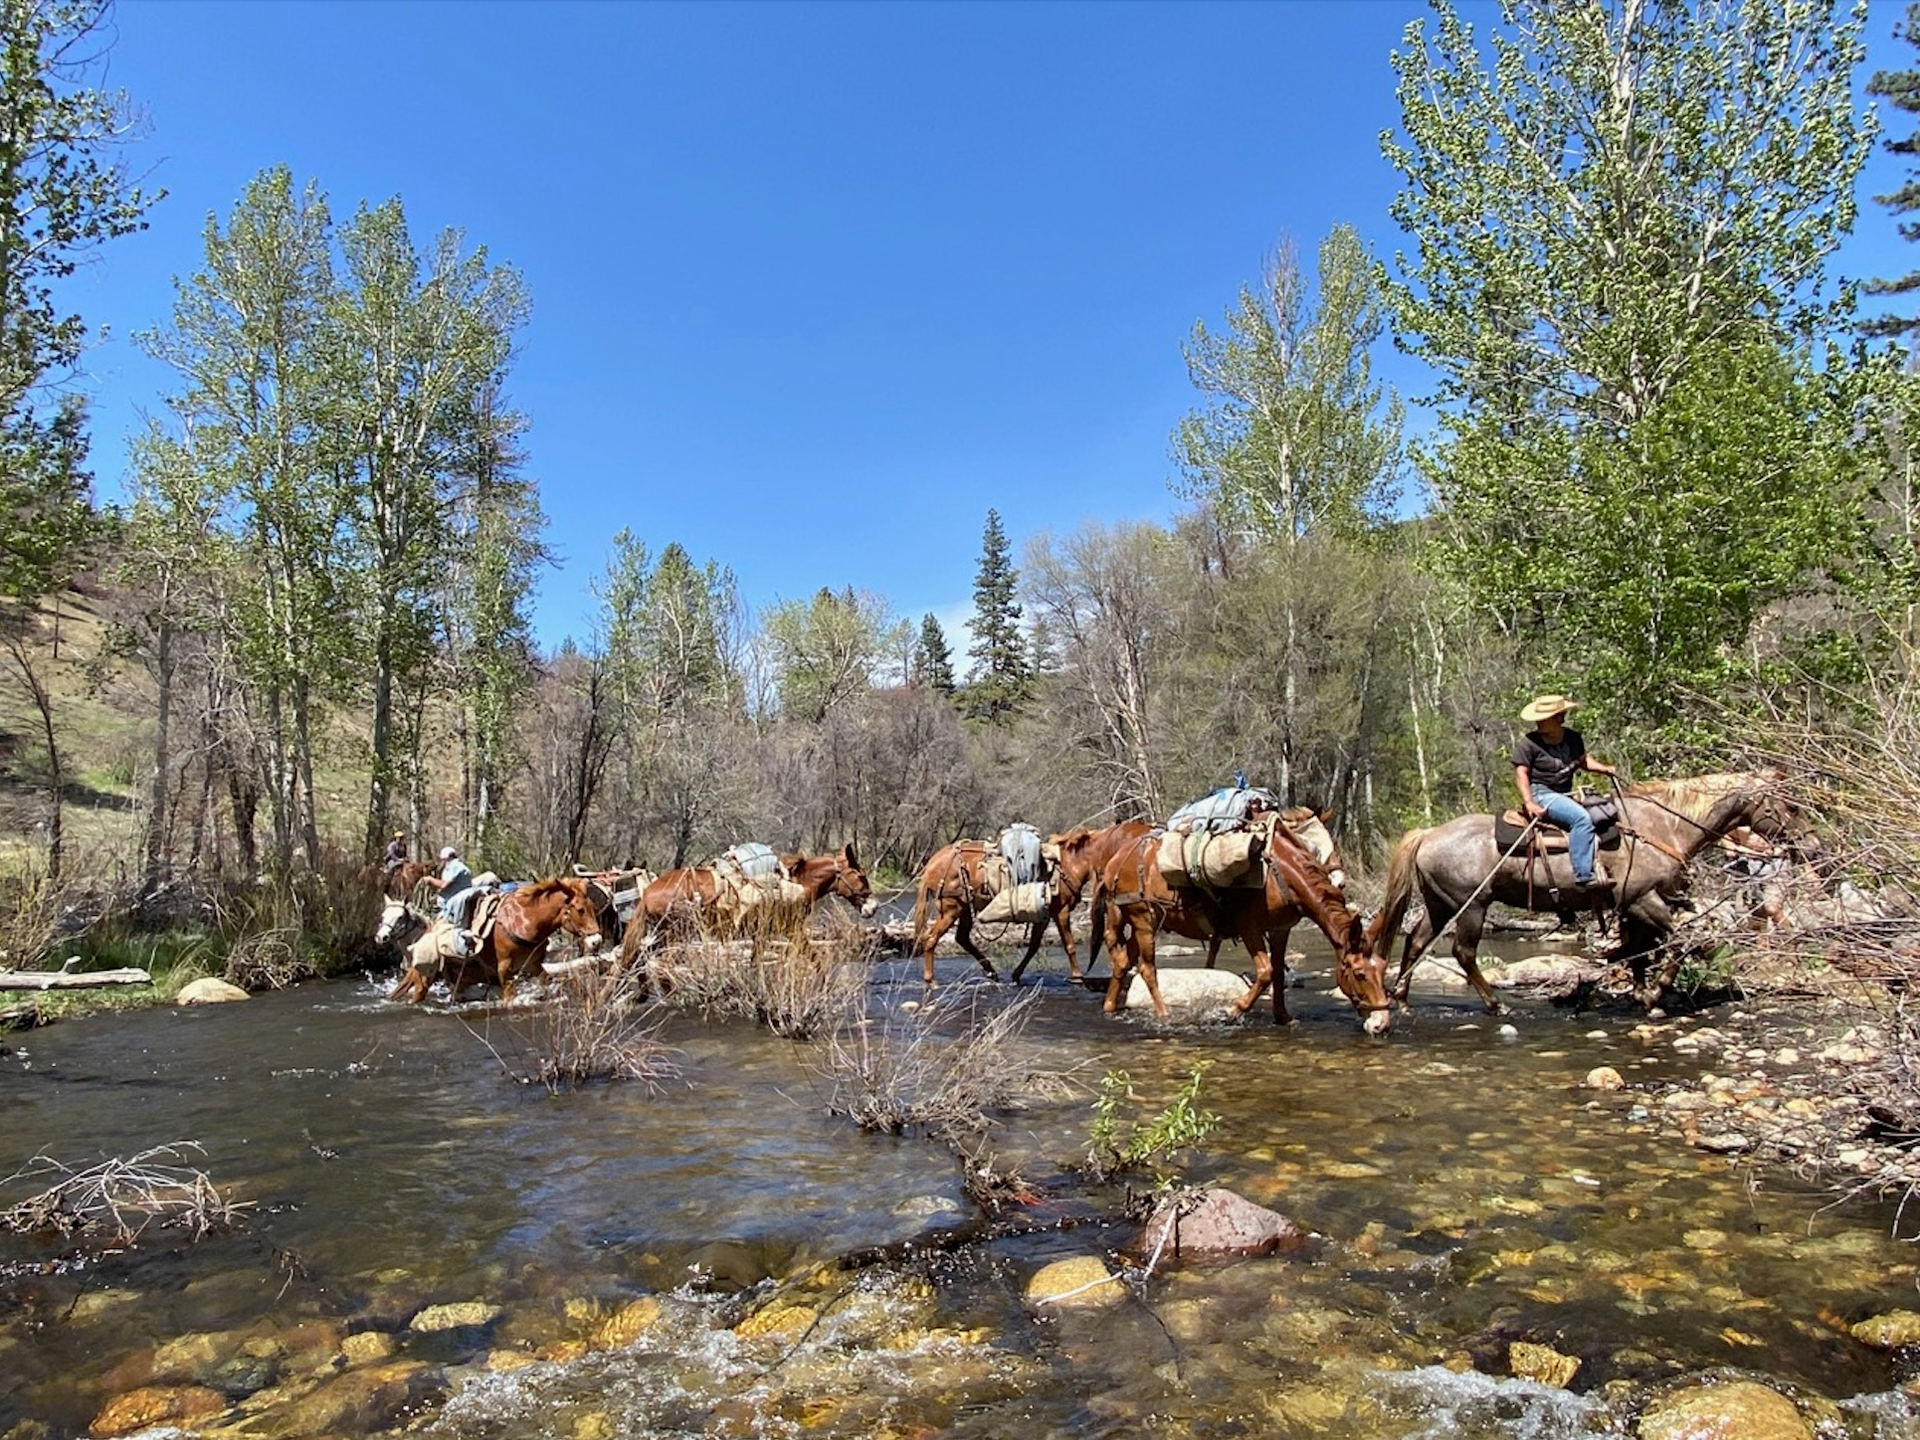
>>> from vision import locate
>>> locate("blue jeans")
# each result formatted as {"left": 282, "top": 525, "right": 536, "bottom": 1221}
{"left": 1531, "top": 785, "right": 1598, "bottom": 883}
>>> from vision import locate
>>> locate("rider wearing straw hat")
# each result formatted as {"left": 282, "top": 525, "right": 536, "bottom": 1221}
{"left": 1513, "top": 694, "right": 1618, "bottom": 891}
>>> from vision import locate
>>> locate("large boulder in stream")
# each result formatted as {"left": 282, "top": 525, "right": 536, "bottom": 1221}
{"left": 177, "top": 978, "right": 250, "bottom": 1005}
{"left": 1117, "top": 968, "right": 1254, "bottom": 1012}
{"left": 1637, "top": 1379, "right": 1813, "bottom": 1440}
{"left": 1140, "top": 1187, "right": 1307, "bottom": 1260}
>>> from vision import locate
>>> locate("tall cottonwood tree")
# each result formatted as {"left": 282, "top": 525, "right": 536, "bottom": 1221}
{"left": 143, "top": 166, "right": 346, "bottom": 872}
{"left": 1383, "top": 0, "right": 1875, "bottom": 749}
{"left": 1174, "top": 226, "right": 1402, "bottom": 800}
{"left": 331, "top": 199, "right": 531, "bottom": 858}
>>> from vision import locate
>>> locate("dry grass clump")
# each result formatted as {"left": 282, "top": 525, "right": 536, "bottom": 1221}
{"left": 1, "top": 1143, "right": 248, "bottom": 1246}
{"left": 811, "top": 984, "right": 1067, "bottom": 1142}
{"left": 639, "top": 908, "right": 869, "bottom": 1039}
{"left": 470, "top": 968, "right": 679, "bottom": 1091}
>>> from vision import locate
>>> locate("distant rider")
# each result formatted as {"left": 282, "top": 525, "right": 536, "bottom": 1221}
{"left": 382, "top": 829, "right": 408, "bottom": 881}
{"left": 1512, "top": 694, "right": 1617, "bottom": 892}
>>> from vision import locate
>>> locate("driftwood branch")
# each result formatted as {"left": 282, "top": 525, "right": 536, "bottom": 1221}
{"left": 0, "top": 967, "right": 151, "bottom": 990}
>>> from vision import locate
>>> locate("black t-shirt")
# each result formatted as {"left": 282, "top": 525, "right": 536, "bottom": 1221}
{"left": 1513, "top": 728, "right": 1585, "bottom": 794}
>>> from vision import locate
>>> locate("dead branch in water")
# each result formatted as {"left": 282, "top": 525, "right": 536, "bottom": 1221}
{"left": 1, "top": 1142, "right": 249, "bottom": 1246}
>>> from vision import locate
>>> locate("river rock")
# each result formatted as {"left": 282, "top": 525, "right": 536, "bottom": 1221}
{"left": 260, "top": 1359, "right": 437, "bottom": 1436}
{"left": 736, "top": 1303, "right": 818, "bottom": 1341}
{"left": 1118, "top": 968, "right": 1251, "bottom": 1011}
{"left": 1140, "top": 1187, "right": 1306, "bottom": 1259}
{"left": 409, "top": 1301, "right": 503, "bottom": 1333}
{"left": 88, "top": 1383, "right": 227, "bottom": 1437}
{"left": 1508, "top": 1339, "right": 1580, "bottom": 1388}
{"left": 177, "top": 977, "right": 250, "bottom": 1005}
{"left": 1852, "top": 1309, "right": 1920, "bottom": 1348}
{"left": 593, "top": 1297, "right": 666, "bottom": 1348}
{"left": 1585, "top": 1067, "right": 1625, "bottom": 1091}
{"left": 340, "top": 1330, "right": 396, "bottom": 1366}
{"left": 1637, "top": 1379, "right": 1813, "bottom": 1440}
{"left": 1025, "top": 1256, "right": 1125, "bottom": 1309}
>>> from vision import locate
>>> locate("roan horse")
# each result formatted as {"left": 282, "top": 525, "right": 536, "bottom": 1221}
{"left": 389, "top": 876, "right": 608, "bottom": 1005}
{"left": 912, "top": 835, "right": 1068, "bottom": 985}
{"left": 1370, "top": 771, "right": 1812, "bottom": 1012}
{"left": 616, "top": 844, "right": 877, "bottom": 975}
{"left": 1100, "top": 822, "right": 1393, "bottom": 1034}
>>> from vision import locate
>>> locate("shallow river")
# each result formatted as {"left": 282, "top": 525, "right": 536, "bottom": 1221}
{"left": 5, "top": 938, "right": 1920, "bottom": 1439}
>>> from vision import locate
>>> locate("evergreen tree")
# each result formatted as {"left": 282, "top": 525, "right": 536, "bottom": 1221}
{"left": 966, "top": 508, "right": 1028, "bottom": 723}
{"left": 912, "top": 612, "right": 956, "bottom": 694}
{"left": 1867, "top": 4, "right": 1920, "bottom": 340}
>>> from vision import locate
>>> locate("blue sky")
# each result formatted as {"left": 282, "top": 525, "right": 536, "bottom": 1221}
{"left": 69, "top": 0, "right": 1915, "bottom": 651}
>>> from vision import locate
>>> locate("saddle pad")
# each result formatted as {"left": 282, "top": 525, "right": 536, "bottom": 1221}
{"left": 1493, "top": 810, "right": 1622, "bottom": 852}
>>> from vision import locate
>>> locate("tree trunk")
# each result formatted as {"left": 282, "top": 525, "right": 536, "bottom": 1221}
{"left": 144, "top": 616, "right": 175, "bottom": 891}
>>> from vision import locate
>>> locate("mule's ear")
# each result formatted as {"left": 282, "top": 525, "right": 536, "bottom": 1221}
{"left": 843, "top": 842, "right": 861, "bottom": 869}
{"left": 1320, "top": 808, "right": 1335, "bottom": 825}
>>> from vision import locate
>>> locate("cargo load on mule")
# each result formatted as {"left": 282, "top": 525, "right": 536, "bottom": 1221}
{"left": 710, "top": 842, "right": 809, "bottom": 927}
{"left": 976, "top": 822, "right": 1051, "bottom": 925}
{"left": 1156, "top": 786, "right": 1283, "bottom": 890}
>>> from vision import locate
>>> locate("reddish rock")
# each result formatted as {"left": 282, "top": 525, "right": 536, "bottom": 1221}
{"left": 1140, "top": 1187, "right": 1307, "bottom": 1260}
{"left": 89, "top": 1384, "right": 227, "bottom": 1437}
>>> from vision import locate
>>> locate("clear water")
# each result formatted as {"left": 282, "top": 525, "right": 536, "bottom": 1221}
{"left": 3, "top": 937, "right": 1917, "bottom": 1438}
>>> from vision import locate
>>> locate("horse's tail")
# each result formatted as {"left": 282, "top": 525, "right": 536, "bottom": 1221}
{"left": 912, "top": 856, "right": 936, "bottom": 943}
{"left": 1368, "top": 827, "right": 1430, "bottom": 958}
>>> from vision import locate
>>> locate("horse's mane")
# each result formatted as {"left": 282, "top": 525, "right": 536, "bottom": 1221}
{"left": 1621, "top": 773, "right": 1758, "bottom": 826}
{"left": 516, "top": 876, "right": 585, "bottom": 901}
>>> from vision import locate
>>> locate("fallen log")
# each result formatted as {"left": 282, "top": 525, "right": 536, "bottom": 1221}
{"left": 0, "top": 967, "right": 152, "bottom": 991}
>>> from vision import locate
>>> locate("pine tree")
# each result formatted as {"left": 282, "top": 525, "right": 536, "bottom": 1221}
{"left": 966, "top": 509, "right": 1028, "bottom": 723}
{"left": 1868, "top": 4, "right": 1920, "bottom": 340}
{"left": 912, "top": 613, "right": 956, "bottom": 694}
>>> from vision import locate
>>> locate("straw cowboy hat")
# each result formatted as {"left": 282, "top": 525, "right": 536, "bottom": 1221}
{"left": 1520, "top": 694, "right": 1583, "bottom": 723}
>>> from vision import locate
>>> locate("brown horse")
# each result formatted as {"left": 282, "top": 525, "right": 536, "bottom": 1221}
{"left": 390, "top": 877, "right": 608, "bottom": 1005}
{"left": 617, "top": 844, "right": 876, "bottom": 974}
{"left": 1007, "top": 809, "right": 1347, "bottom": 985}
{"left": 1101, "top": 822, "right": 1393, "bottom": 1034}
{"left": 361, "top": 859, "right": 431, "bottom": 899}
{"left": 1005, "top": 820, "right": 1154, "bottom": 984}
{"left": 1370, "top": 772, "right": 1812, "bottom": 1012}
{"left": 911, "top": 837, "right": 1071, "bottom": 985}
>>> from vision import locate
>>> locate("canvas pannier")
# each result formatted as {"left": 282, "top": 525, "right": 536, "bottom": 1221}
{"left": 976, "top": 880, "right": 1050, "bottom": 926}
{"left": 1156, "top": 827, "right": 1261, "bottom": 889}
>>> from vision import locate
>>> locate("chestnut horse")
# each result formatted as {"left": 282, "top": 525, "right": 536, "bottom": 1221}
{"left": 1005, "top": 821, "right": 1153, "bottom": 984}
{"left": 1006, "top": 808, "right": 1348, "bottom": 985}
{"left": 1370, "top": 772, "right": 1812, "bottom": 1012}
{"left": 617, "top": 844, "right": 876, "bottom": 974}
{"left": 1101, "top": 822, "right": 1393, "bottom": 1033}
{"left": 911, "top": 836, "right": 1072, "bottom": 985}
{"left": 390, "top": 877, "right": 608, "bottom": 1005}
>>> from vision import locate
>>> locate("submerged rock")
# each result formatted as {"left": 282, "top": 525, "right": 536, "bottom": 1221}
{"left": 408, "top": 1301, "right": 503, "bottom": 1333}
{"left": 1851, "top": 1309, "right": 1920, "bottom": 1349}
{"left": 1025, "top": 1256, "right": 1125, "bottom": 1309}
{"left": 1585, "top": 1067, "right": 1625, "bottom": 1091}
{"left": 252, "top": 1359, "right": 439, "bottom": 1437}
{"left": 1507, "top": 1340, "right": 1580, "bottom": 1389}
{"left": 1637, "top": 1379, "right": 1812, "bottom": 1440}
{"left": 88, "top": 1384, "right": 227, "bottom": 1437}
{"left": 1140, "top": 1187, "right": 1306, "bottom": 1260}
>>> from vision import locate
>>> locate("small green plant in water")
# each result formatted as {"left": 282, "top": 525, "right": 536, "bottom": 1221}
{"left": 1084, "top": 1062, "right": 1219, "bottom": 1183}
